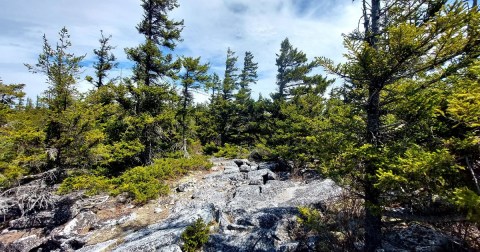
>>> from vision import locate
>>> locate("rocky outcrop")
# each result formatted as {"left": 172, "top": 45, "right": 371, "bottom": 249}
{"left": 0, "top": 158, "right": 469, "bottom": 251}
{"left": 75, "top": 158, "right": 342, "bottom": 251}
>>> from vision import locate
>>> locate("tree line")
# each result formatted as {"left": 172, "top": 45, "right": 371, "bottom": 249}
{"left": 1, "top": 0, "right": 480, "bottom": 251}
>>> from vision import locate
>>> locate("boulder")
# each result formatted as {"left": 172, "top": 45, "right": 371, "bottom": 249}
{"left": 6, "top": 234, "right": 46, "bottom": 252}
{"left": 62, "top": 211, "right": 97, "bottom": 236}
{"left": 258, "top": 162, "right": 278, "bottom": 170}
{"left": 239, "top": 164, "right": 252, "bottom": 172}
{"left": 9, "top": 211, "right": 54, "bottom": 229}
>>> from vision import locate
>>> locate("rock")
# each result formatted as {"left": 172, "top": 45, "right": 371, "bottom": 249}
{"left": 233, "top": 159, "right": 244, "bottom": 166}
{"left": 62, "top": 211, "right": 97, "bottom": 236}
{"left": 223, "top": 166, "right": 240, "bottom": 174}
{"left": 247, "top": 169, "right": 276, "bottom": 185}
{"left": 383, "top": 224, "right": 466, "bottom": 251}
{"left": 239, "top": 164, "right": 252, "bottom": 172}
{"left": 177, "top": 182, "right": 195, "bottom": 192}
{"left": 301, "top": 169, "right": 321, "bottom": 182}
{"left": 158, "top": 244, "right": 182, "bottom": 252}
{"left": 258, "top": 162, "right": 277, "bottom": 170}
{"left": 7, "top": 234, "right": 46, "bottom": 252}
{"left": 116, "top": 192, "right": 129, "bottom": 204}
{"left": 63, "top": 159, "right": 343, "bottom": 251}
{"left": 9, "top": 211, "right": 54, "bottom": 229}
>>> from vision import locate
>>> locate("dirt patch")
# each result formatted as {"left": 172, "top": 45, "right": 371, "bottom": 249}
{"left": 0, "top": 228, "right": 43, "bottom": 246}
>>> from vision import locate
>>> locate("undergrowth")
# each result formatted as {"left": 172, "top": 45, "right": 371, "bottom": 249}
{"left": 181, "top": 218, "right": 211, "bottom": 252}
{"left": 58, "top": 155, "right": 212, "bottom": 203}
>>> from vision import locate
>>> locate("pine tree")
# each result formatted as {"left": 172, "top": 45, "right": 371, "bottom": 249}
{"left": 86, "top": 30, "right": 118, "bottom": 88}
{"left": 25, "top": 27, "right": 84, "bottom": 112}
{"left": 178, "top": 57, "right": 209, "bottom": 156}
{"left": 234, "top": 51, "right": 258, "bottom": 145}
{"left": 275, "top": 38, "right": 323, "bottom": 100}
{"left": 126, "top": 0, "right": 183, "bottom": 86}
{"left": 319, "top": 1, "right": 480, "bottom": 250}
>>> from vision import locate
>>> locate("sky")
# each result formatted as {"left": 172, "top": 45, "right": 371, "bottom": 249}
{"left": 0, "top": 0, "right": 362, "bottom": 102}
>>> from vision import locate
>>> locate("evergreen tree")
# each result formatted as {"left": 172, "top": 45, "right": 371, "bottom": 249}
{"left": 86, "top": 30, "right": 118, "bottom": 88}
{"left": 124, "top": 0, "right": 184, "bottom": 164}
{"left": 319, "top": 1, "right": 480, "bottom": 250}
{"left": 222, "top": 48, "right": 239, "bottom": 100}
{"left": 25, "top": 27, "right": 85, "bottom": 168}
{"left": 178, "top": 57, "right": 209, "bottom": 156}
{"left": 216, "top": 48, "right": 239, "bottom": 145}
{"left": 275, "top": 38, "right": 324, "bottom": 100}
{"left": 25, "top": 27, "right": 84, "bottom": 112}
{"left": 234, "top": 51, "right": 258, "bottom": 145}
{"left": 125, "top": 0, "right": 183, "bottom": 86}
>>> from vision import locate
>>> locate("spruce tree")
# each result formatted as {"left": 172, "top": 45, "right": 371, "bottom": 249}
{"left": 234, "top": 51, "right": 258, "bottom": 145}
{"left": 275, "top": 38, "right": 323, "bottom": 100}
{"left": 178, "top": 57, "right": 209, "bottom": 156}
{"left": 126, "top": 0, "right": 183, "bottom": 86}
{"left": 124, "top": 0, "right": 184, "bottom": 164}
{"left": 25, "top": 27, "right": 84, "bottom": 113}
{"left": 319, "top": 1, "right": 480, "bottom": 250}
{"left": 86, "top": 30, "right": 118, "bottom": 88}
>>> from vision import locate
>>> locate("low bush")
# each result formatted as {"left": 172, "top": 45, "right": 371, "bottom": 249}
{"left": 58, "top": 155, "right": 212, "bottom": 203}
{"left": 58, "top": 174, "right": 112, "bottom": 196}
{"left": 181, "top": 218, "right": 210, "bottom": 252}
{"left": 213, "top": 143, "right": 249, "bottom": 159}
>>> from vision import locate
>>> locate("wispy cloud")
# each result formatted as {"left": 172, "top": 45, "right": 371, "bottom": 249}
{"left": 0, "top": 0, "right": 362, "bottom": 101}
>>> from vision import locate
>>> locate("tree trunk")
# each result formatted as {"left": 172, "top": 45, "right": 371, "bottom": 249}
{"left": 364, "top": 84, "right": 382, "bottom": 252}
{"left": 364, "top": 0, "right": 383, "bottom": 251}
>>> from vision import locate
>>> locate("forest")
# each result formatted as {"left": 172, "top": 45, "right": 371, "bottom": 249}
{"left": 1, "top": 0, "right": 480, "bottom": 251}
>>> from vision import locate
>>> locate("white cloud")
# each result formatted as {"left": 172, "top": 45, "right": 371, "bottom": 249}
{"left": 0, "top": 0, "right": 362, "bottom": 100}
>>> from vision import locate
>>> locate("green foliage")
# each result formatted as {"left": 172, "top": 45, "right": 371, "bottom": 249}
{"left": 86, "top": 30, "right": 118, "bottom": 88}
{"left": 181, "top": 218, "right": 210, "bottom": 252}
{"left": 111, "top": 166, "right": 170, "bottom": 203}
{"left": 213, "top": 143, "right": 249, "bottom": 159}
{"left": 25, "top": 27, "right": 84, "bottom": 113}
{"left": 59, "top": 155, "right": 211, "bottom": 203}
{"left": 298, "top": 206, "right": 325, "bottom": 232}
{"left": 453, "top": 187, "right": 480, "bottom": 223}
{"left": 58, "top": 174, "right": 112, "bottom": 196}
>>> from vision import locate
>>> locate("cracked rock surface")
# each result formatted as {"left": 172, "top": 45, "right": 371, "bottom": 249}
{"left": 78, "top": 158, "right": 342, "bottom": 252}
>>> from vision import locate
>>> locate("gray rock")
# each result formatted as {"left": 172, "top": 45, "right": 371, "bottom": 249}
{"left": 258, "top": 162, "right": 278, "bottom": 170}
{"left": 7, "top": 234, "right": 46, "bottom": 252}
{"left": 239, "top": 164, "right": 252, "bottom": 172}
{"left": 74, "top": 159, "right": 343, "bottom": 251}
{"left": 9, "top": 211, "right": 54, "bottom": 229}
{"left": 247, "top": 169, "right": 276, "bottom": 185}
{"left": 233, "top": 159, "right": 244, "bottom": 166}
{"left": 383, "top": 224, "right": 465, "bottom": 251}
{"left": 158, "top": 244, "right": 182, "bottom": 252}
{"left": 177, "top": 181, "right": 195, "bottom": 192}
{"left": 223, "top": 165, "right": 240, "bottom": 174}
{"left": 61, "top": 211, "right": 97, "bottom": 236}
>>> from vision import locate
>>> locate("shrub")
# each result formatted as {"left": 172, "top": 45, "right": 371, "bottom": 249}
{"left": 58, "top": 174, "right": 112, "bottom": 196}
{"left": 58, "top": 155, "right": 212, "bottom": 203}
{"left": 111, "top": 166, "right": 169, "bottom": 203}
{"left": 213, "top": 143, "right": 249, "bottom": 159}
{"left": 202, "top": 142, "right": 219, "bottom": 155}
{"left": 181, "top": 218, "right": 210, "bottom": 252}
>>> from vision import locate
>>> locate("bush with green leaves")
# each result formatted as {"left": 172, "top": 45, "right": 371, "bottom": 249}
{"left": 58, "top": 155, "right": 212, "bottom": 203}
{"left": 181, "top": 218, "right": 210, "bottom": 252}
{"left": 213, "top": 143, "right": 249, "bottom": 159}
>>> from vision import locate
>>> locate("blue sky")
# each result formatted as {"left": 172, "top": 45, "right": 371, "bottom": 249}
{"left": 0, "top": 0, "right": 362, "bottom": 102}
